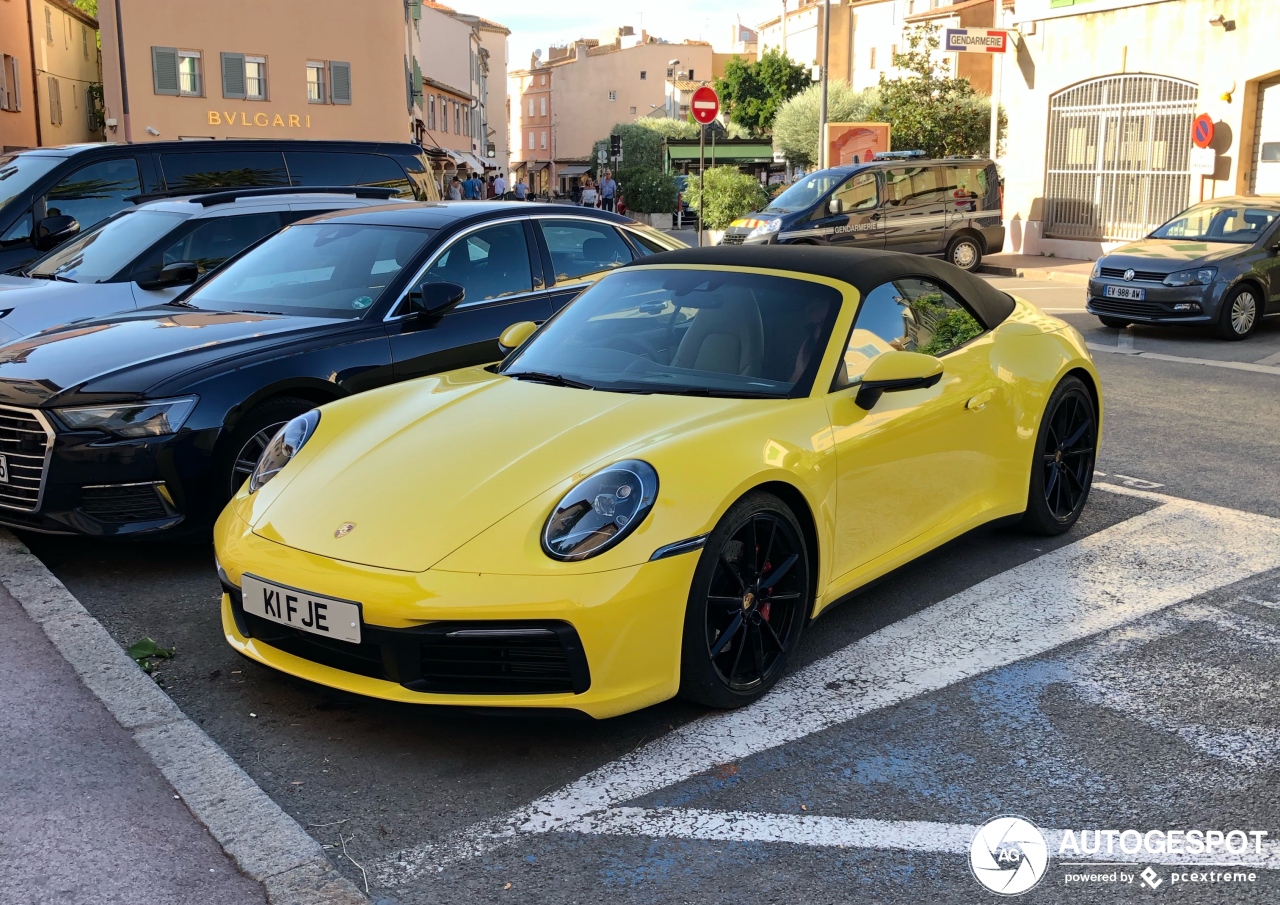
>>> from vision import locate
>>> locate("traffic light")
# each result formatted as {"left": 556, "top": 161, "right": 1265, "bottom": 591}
{"left": 609, "top": 134, "right": 622, "bottom": 156}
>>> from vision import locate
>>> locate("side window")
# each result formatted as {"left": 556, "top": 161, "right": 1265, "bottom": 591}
{"left": 623, "top": 227, "right": 682, "bottom": 256}
{"left": 835, "top": 277, "right": 985, "bottom": 388}
{"left": 0, "top": 209, "right": 33, "bottom": 248}
{"left": 539, "top": 219, "right": 634, "bottom": 282}
{"left": 946, "top": 165, "right": 989, "bottom": 212}
{"left": 882, "top": 166, "right": 940, "bottom": 207}
{"left": 158, "top": 212, "right": 282, "bottom": 275}
{"left": 356, "top": 155, "right": 412, "bottom": 196}
{"left": 422, "top": 222, "right": 533, "bottom": 304}
{"left": 160, "top": 151, "right": 288, "bottom": 191}
{"left": 284, "top": 152, "right": 412, "bottom": 196}
{"left": 44, "top": 157, "right": 142, "bottom": 231}
{"left": 832, "top": 172, "right": 878, "bottom": 212}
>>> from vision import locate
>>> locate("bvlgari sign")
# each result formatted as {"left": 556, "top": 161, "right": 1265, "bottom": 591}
{"left": 207, "top": 111, "right": 313, "bottom": 128}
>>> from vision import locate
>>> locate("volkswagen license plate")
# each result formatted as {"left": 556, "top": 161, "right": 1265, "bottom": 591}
{"left": 1104, "top": 285, "right": 1145, "bottom": 301}
{"left": 241, "top": 574, "right": 362, "bottom": 644}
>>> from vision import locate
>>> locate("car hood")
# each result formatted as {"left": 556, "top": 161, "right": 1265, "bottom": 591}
{"left": 1101, "top": 238, "right": 1245, "bottom": 271}
{"left": 0, "top": 307, "right": 346, "bottom": 405}
{"left": 0, "top": 273, "right": 138, "bottom": 341}
{"left": 249, "top": 369, "right": 756, "bottom": 573}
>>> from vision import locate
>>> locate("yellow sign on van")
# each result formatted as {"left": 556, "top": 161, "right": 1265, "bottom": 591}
{"left": 207, "top": 111, "right": 312, "bottom": 128}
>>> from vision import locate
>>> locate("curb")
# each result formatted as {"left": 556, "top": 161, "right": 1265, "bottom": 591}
{"left": 0, "top": 531, "right": 367, "bottom": 905}
{"left": 977, "top": 263, "right": 1092, "bottom": 286}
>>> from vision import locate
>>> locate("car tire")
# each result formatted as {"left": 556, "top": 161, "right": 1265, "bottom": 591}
{"left": 946, "top": 234, "right": 982, "bottom": 272}
{"left": 1098, "top": 316, "right": 1130, "bottom": 329}
{"left": 218, "top": 396, "right": 315, "bottom": 502}
{"left": 1021, "top": 376, "right": 1097, "bottom": 536}
{"left": 679, "top": 491, "right": 810, "bottom": 709}
{"left": 1215, "top": 285, "right": 1260, "bottom": 341}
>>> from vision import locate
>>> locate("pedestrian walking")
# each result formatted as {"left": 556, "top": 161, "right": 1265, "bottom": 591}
{"left": 580, "top": 176, "right": 599, "bottom": 208}
{"left": 600, "top": 170, "right": 617, "bottom": 212}
{"left": 447, "top": 177, "right": 463, "bottom": 200}
{"left": 514, "top": 176, "right": 529, "bottom": 201}
{"left": 493, "top": 172, "right": 507, "bottom": 199}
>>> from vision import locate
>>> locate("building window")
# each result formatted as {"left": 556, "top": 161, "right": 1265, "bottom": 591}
{"left": 528, "top": 132, "right": 534, "bottom": 150}
{"left": 454, "top": 102, "right": 460, "bottom": 133}
{"left": 428, "top": 94, "right": 435, "bottom": 129}
{"left": 0, "top": 55, "right": 21, "bottom": 112}
{"left": 666, "top": 67, "right": 674, "bottom": 78}
{"left": 44, "top": 8, "right": 53, "bottom": 43}
{"left": 540, "top": 131, "right": 546, "bottom": 150}
{"left": 82, "top": 25, "right": 89, "bottom": 59}
{"left": 869, "top": 47, "right": 877, "bottom": 69}
{"left": 528, "top": 97, "right": 534, "bottom": 117}
{"left": 687, "top": 69, "right": 694, "bottom": 80}
{"left": 640, "top": 70, "right": 647, "bottom": 80}
{"left": 608, "top": 90, "right": 616, "bottom": 101}
{"left": 178, "top": 51, "right": 202, "bottom": 96}
{"left": 245, "top": 56, "right": 267, "bottom": 100}
{"left": 307, "top": 61, "right": 326, "bottom": 103}
{"left": 630, "top": 106, "right": 637, "bottom": 114}
{"left": 47, "top": 76, "right": 62, "bottom": 125}
{"left": 540, "top": 97, "right": 546, "bottom": 116}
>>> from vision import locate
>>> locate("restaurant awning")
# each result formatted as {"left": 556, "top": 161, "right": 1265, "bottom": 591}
{"left": 527, "top": 161, "right": 549, "bottom": 172}
{"left": 666, "top": 142, "right": 775, "bottom": 163}
{"left": 557, "top": 164, "right": 592, "bottom": 177}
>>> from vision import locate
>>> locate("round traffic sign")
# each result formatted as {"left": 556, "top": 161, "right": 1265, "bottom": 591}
{"left": 1192, "top": 113, "right": 1215, "bottom": 149}
{"left": 691, "top": 86, "right": 720, "bottom": 125}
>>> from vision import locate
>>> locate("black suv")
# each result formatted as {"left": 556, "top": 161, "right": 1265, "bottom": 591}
{"left": 0, "top": 140, "right": 439, "bottom": 272}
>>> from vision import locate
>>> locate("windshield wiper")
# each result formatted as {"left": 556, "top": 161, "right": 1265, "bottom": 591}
{"left": 232, "top": 308, "right": 287, "bottom": 316}
{"left": 505, "top": 370, "right": 595, "bottom": 390}
{"left": 26, "top": 272, "right": 77, "bottom": 283}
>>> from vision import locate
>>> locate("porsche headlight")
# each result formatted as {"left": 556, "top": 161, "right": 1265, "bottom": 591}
{"left": 542, "top": 460, "right": 658, "bottom": 561}
{"left": 55, "top": 396, "right": 197, "bottom": 438}
{"left": 747, "top": 217, "right": 783, "bottom": 239}
{"left": 1163, "top": 267, "right": 1217, "bottom": 287}
{"left": 248, "top": 410, "right": 320, "bottom": 493}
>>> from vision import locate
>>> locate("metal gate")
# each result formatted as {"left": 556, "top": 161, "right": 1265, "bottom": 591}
{"left": 1044, "top": 74, "right": 1197, "bottom": 241}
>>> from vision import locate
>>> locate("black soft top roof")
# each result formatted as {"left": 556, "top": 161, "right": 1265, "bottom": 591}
{"left": 631, "top": 245, "right": 1016, "bottom": 330}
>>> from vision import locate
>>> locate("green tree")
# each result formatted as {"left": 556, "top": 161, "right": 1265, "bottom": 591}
{"left": 683, "top": 166, "right": 768, "bottom": 230}
{"left": 714, "top": 49, "right": 811, "bottom": 136}
{"left": 876, "top": 23, "right": 1004, "bottom": 157}
{"left": 772, "top": 82, "right": 881, "bottom": 168}
{"left": 616, "top": 166, "right": 677, "bottom": 214}
{"left": 591, "top": 118, "right": 700, "bottom": 174}
{"left": 73, "top": 0, "right": 97, "bottom": 15}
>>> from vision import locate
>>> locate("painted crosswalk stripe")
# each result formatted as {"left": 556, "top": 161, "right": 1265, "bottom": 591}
{"left": 374, "top": 487, "right": 1280, "bottom": 885}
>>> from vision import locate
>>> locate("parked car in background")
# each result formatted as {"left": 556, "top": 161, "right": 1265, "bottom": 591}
{"left": 1086, "top": 196, "right": 1280, "bottom": 340}
{"left": 720, "top": 153, "right": 1003, "bottom": 272}
{"left": 0, "top": 140, "right": 439, "bottom": 272}
{"left": 0, "top": 187, "right": 405, "bottom": 342}
{"left": 0, "top": 202, "right": 685, "bottom": 538}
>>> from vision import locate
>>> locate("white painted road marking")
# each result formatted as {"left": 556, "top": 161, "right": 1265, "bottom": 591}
{"left": 1255, "top": 349, "right": 1280, "bottom": 367}
{"left": 1087, "top": 342, "right": 1280, "bottom": 377}
{"left": 1117, "top": 326, "right": 1135, "bottom": 350}
{"left": 374, "top": 488, "right": 1280, "bottom": 885}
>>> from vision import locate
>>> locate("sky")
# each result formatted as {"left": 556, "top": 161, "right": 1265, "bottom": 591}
{"left": 462, "top": 0, "right": 784, "bottom": 70}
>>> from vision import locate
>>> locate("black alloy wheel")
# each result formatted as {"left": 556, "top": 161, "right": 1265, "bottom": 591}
{"left": 680, "top": 492, "right": 810, "bottom": 708}
{"left": 1021, "top": 376, "right": 1097, "bottom": 535}
{"left": 219, "top": 396, "right": 315, "bottom": 501}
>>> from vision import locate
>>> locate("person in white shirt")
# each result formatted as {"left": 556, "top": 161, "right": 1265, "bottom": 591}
{"left": 493, "top": 173, "right": 507, "bottom": 198}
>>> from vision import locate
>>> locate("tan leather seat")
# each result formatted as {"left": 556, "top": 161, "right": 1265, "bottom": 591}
{"left": 671, "top": 294, "right": 764, "bottom": 377}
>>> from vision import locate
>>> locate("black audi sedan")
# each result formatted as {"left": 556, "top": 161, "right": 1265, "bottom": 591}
{"left": 0, "top": 202, "right": 684, "bottom": 537}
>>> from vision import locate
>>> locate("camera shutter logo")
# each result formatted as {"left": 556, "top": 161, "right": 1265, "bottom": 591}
{"left": 970, "top": 815, "right": 1049, "bottom": 895}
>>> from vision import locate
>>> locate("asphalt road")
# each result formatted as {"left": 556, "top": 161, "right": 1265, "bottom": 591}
{"left": 20, "top": 276, "right": 1280, "bottom": 904}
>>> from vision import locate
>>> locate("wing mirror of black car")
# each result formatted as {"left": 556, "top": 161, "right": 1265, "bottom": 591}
{"left": 409, "top": 280, "right": 466, "bottom": 318}
{"left": 156, "top": 261, "right": 200, "bottom": 287}
{"left": 498, "top": 320, "right": 538, "bottom": 354}
{"left": 854, "top": 351, "right": 943, "bottom": 410}
{"left": 828, "top": 197, "right": 845, "bottom": 216}
{"left": 34, "top": 214, "right": 80, "bottom": 251}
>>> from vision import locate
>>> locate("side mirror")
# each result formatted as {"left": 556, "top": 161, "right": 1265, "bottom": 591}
{"left": 409, "top": 280, "right": 465, "bottom": 317}
{"left": 34, "top": 214, "right": 80, "bottom": 251}
{"left": 855, "top": 351, "right": 943, "bottom": 410}
{"left": 156, "top": 261, "right": 200, "bottom": 287}
{"left": 828, "top": 197, "right": 845, "bottom": 216}
{"left": 498, "top": 320, "right": 537, "bottom": 354}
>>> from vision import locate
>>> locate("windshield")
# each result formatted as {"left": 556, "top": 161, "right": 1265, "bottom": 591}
{"left": 185, "top": 222, "right": 432, "bottom": 318}
{"left": 501, "top": 268, "right": 843, "bottom": 398}
{"left": 765, "top": 170, "right": 850, "bottom": 213}
{"left": 26, "top": 210, "right": 187, "bottom": 283}
{"left": 0, "top": 153, "right": 63, "bottom": 210}
{"left": 1150, "top": 203, "right": 1279, "bottom": 244}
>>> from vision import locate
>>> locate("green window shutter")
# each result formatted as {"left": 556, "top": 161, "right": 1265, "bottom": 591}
{"left": 409, "top": 0, "right": 422, "bottom": 22}
{"left": 412, "top": 58, "right": 423, "bottom": 105}
{"left": 330, "top": 61, "right": 352, "bottom": 105}
{"left": 152, "top": 46, "right": 179, "bottom": 95}
{"left": 221, "top": 52, "right": 246, "bottom": 99}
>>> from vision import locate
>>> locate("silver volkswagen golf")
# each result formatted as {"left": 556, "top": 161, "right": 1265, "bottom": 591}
{"left": 1086, "top": 196, "right": 1280, "bottom": 340}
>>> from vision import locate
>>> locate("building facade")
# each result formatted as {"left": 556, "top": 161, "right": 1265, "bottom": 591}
{"left": 509, "top": 67, "right": 553, "bottom": 196}
{"left": 98, "top": 0, "right": 408, "bottom": 143}
{"left": 0, "top": 0, "right": 39, "bottom": 151}
{"left": 1000, "top": 0, "right": 1280, "bottom": 258}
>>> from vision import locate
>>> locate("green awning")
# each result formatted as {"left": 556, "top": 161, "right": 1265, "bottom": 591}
{"left": 667, "top": 143, "right": 775, "bottom": 162}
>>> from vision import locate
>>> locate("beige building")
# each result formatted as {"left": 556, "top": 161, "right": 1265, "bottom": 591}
{"left": 1000, "top": 0, "right": 1280, "bottom": 258}
{"left": 0, "top": 0, "right": 102, "bottom": 150}
{"left": 98, "top": 0, "right": 409, "bottom": 143}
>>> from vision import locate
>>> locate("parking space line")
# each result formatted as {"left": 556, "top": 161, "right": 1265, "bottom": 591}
{"left": 1256, "top": 350, "right": 1280, "bottom": 367}
{"left": 375, "top": 490, "right": 1280, "bottom": 885}
{"left": 1087, "top": 343, "right": 1280, "bottom": 376}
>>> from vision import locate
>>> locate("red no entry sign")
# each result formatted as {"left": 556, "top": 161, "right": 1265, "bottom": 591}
{"left": 691, "top": 86, "right": 720, "bottom": 125}
{"left": 1192, "top": 113, "right": 1215, "bottom": 149}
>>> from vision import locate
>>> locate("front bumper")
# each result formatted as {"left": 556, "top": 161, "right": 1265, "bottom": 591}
{"left": 1086, "top": 277, "right": 1221, "bottom": 324}
{"left": 214, "top": 507, "right": 699, "bottom": 719}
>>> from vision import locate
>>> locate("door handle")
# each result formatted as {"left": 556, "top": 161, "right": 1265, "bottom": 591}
{"left": 869, "top": 212, "right": 881, "bottom": 220}
{"left": 966, "top": 388, "right": 998, "bottom": 411}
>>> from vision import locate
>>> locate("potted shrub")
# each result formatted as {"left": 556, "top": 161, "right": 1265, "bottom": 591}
{"left": 617, "top": 167, "right": 678, "bottom": 229}
{"left": 684, "top": 167, "right": 769, "bottom": 244}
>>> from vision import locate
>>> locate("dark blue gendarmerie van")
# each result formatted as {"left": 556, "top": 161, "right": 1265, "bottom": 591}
{"left": 721, "top": 153, "right": 1004, "bottom": 272}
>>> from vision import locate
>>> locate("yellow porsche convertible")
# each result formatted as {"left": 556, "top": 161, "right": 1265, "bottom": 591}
{"left": 215, "top": 246, "right": 1101, "bottom": 718}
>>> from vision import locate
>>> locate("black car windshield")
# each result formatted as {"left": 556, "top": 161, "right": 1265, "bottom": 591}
{"left": 26, "top": 210, "right": 187, "bottom": 282}
{"left": 1150, "top": 203, "right": 1280, "bottom": 243}
{"left": 764, "top": 170, "right": 850, "bottom": 213}
{"left": 0, "top": 153, "right": 63, "bottom": 210}
{"left": 501, "top": 268, "right": 843, "bottom": 398}
{"left": 185, "top": 222, "right": 433, "bottom": 318}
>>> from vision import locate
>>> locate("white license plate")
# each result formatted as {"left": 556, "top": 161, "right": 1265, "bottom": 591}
{"left": 0, "top": 454, "right": 8, "bottom": 483}
{"left": 1104, "top": 285, "right": 1145, "bottom": 300}
{"left": 241, "top": 574, "right": 362, "bottom": 644}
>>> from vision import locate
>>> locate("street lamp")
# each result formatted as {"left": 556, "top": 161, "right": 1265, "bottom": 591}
{"left": 817, "top": 0, "right": 830, "bottom": 169}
